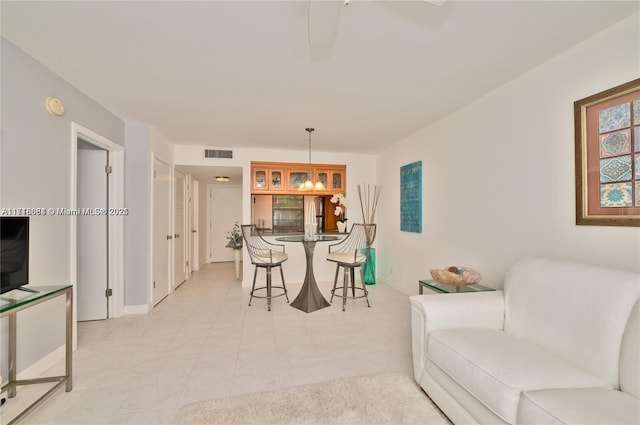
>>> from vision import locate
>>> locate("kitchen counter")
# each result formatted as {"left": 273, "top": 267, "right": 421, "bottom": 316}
{"left": 241, "top": 230, "right": 347, "bottom": 288}
{"left": 255, "top": 229, "right": 344, "bottom": 237}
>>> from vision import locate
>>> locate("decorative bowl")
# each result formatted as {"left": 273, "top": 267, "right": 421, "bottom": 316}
{"left": 429, "top": 267, "right": 482, "bottom": 286}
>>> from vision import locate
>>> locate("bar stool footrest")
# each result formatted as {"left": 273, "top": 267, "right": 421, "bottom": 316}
{"left": 249, "top": 286, "right": 288, "bottom": 299}
{"left": 330, "top": 286, "right": 369, "bottom": 300}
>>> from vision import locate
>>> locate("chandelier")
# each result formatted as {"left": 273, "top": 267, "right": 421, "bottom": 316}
{"left": 299, "top": 127, "right": 325, "bottom": 191}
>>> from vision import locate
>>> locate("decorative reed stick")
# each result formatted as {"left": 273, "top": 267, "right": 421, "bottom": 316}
{"left": 357, "top": 184, "right": 382, "bottom": 224}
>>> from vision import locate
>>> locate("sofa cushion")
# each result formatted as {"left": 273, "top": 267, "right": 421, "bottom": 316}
{"left": 517, "top": 388, "right": 640, "bottom": 424}
{"left": 427, "top": 328, "right": 611, "bottom": 424}
{"left": 503, "top": 258, "right": 640, "bottom": 388}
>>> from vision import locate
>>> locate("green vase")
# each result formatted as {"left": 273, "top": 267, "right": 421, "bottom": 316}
{"left": 362, "top": 247, "right": 376, "bottom": 285}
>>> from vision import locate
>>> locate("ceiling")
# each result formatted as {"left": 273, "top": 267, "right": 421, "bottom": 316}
{"left": 176, "top": 165, "right": 243, "bottom": 186}
{"left": 2, "top": 1, "right": 637, "bottom": 155}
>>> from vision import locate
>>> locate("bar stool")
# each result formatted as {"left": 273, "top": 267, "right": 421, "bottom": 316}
{"left": 326, "top": 224, "right": 376, "bottom": 311}
{"left": 241, "top": 225, "right": 289, "bottom": 311}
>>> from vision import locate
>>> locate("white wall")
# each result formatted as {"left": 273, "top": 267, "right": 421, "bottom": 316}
{"left": 124, "top": 122, "right": 176, "bottom": 308}
{"left": 252, "top": 195, "right": 273, "bottom": 229}
{"left": 1, "top": 38, "right": 125, "bottom": 376}
{"left": 124, "top": 122, "right": 150, "bottom": 307}
{"left": 149, "top": 125, "right": 175, "bottom": 163}
{"left": 174, "top": 145, "right": 377, "bottom": 285}
{"left": 377, "top": 14, "right": 640, "bottom": 296}
{"left": 208, "top": 185, "right": 243, "bottom": 262}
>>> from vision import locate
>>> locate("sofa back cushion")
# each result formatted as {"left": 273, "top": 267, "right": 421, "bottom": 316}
{"left": 504, "top": 257, "right": 640, "bottom": 389}
{"left": 620, "top": 300, "right": 639, "bottom": 397}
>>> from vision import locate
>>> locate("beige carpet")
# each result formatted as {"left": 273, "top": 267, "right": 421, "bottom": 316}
{"left": 174, "top": 372, "right": 450, "bottom": 425}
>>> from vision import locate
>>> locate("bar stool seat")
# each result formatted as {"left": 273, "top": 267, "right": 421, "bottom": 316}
{"left": 326, "top": 252, "right": 367, "bottom": 264}
{"left": 254, "top": 251, "right": 288, "bottom": 264}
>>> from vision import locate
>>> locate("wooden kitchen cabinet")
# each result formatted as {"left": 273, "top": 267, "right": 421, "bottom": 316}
{"left": 314, "top": 169, "right": 329, "bottom": 191}
{"left": 251, "top": 162, "right": 346, "bottom": 194}
{"left": 314, "top": 167, "right": 345, "bottom": 193}
{"left": 286, "top": 166, "right": 310, "bottom": 191}
{"left": 252, "top": 165, "right": 285, "bottom": 191}
{"left": 252, "top": 167, "right": 269, "bottom": 191}
{"left": 269, "top": 169, "right": 284, "bottom": 190}
{"left": 330, "top": 169, "right": 345, "bottom": 192}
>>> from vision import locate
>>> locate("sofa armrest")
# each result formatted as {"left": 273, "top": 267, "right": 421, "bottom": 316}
{"left": 410, "top": 291, "right": 505, "bottom": 334}
{"left": 410, "top": 291, "right": 505, "bottom": 382}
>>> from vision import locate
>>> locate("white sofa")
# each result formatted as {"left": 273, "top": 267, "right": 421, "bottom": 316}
{"left": 410, "top": 257, "right": 639, "bottom": 424}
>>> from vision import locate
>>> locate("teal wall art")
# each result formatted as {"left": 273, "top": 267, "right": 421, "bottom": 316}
{"left": 400, "top": 160, "right": 422, "bottom": 233}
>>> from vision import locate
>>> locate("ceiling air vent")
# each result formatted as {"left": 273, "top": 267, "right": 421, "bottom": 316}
{"left": 204, "top": 149, "right": 233, "bottom": 159}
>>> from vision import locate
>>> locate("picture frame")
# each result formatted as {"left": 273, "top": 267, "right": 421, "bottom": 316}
{"left": 574, "top": 78, "right": 640, "bottom": 227}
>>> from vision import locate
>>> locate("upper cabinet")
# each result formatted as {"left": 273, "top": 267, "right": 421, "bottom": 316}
{"left": 252, "top": 165, "right": 285, "bottom": 191}
{"left": 332, "top": 171, "right": 344, "bottom": 192}
{"left": 251, "top": 162, "right": 346, "bottom": 194}
{"left": 286, "top": 166, "right": 309, "bottom": 191}
{"left": 315, "top": 168, "right": 345, "bottom": 193}
{"left": 269, "top": 169, "right": 284, "bottom": 191}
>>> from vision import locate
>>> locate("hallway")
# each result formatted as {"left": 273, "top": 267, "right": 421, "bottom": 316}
{"left": 6, "top": 262, "right": 413, "bottom": 424}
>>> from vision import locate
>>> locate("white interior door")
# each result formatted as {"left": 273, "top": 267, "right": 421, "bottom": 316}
{"left": 191, "top": 180, "right": 199, "bottom": 271}
{"left": 77, "top": 147, "right": 108, "bottom": 321}
{"left": 174, "top": 170, "right": 187, "bottom": 287}
{"left": 153, "top": 158, "right": 171, "bottom": 306}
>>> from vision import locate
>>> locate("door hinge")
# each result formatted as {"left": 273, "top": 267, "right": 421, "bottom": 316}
{"left": 153, "top": 280, "right": 156, "bottom": 288}
{"left": 185, "top": 260, "right": 189, "bottom": 267}
{"left": 105, "top": 288, "right": 113, "bottom": 297}
{"left": 105, "top": 165, "right": 113, "bottom": 174}
{"left": 154, "top": 170, "right": 157, "bottom": 178}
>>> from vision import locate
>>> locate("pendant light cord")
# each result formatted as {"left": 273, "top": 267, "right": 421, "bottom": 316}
{"left": 306, "top": 128, "right": 314, "bottom": 176}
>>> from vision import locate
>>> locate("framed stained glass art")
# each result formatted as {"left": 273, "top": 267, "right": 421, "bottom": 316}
{"left": 400, "top": 161, "right": 422, "bottom": 233}
{"left": 575, "top": 78, "right": 640, "bottom": 226}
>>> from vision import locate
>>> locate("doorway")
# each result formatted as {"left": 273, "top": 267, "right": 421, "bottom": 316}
{"left": 76, "top": 140, "right": 108, "bottom": 321}
{"left": 153, "top": 156, "right": 171, "bottom": 305}
{"left": 174, "top": 169, "right": 187, "bottom": 287}
{"left": 207, "top": 185, "right": 242, "bottom": 262}
{"left": 191, "top": 179, "right": 199, "bottom": 272}
{"left": 71, "top": 123, "right": 125, "bottom": 347}
{"left": 169, "top": 165, "right": 242, "bottom": 271}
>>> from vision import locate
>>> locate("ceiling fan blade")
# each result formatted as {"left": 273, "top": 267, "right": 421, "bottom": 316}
{"left": 307, "top": 0, "right": 342, "bottom": 61}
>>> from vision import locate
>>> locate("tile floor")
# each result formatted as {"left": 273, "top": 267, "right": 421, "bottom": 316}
{"left": 2, "top": 262, "right": 414, "bottom": 424}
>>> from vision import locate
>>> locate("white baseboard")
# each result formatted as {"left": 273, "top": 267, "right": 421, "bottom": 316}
{"left": 124, "top": 304, "right": 149, "bottom": 315}
{"left": 16, "top": 345, "right": 65, "bottom": 381}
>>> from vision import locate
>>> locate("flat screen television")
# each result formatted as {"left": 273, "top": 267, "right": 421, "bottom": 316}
{"left": 1, "top": 216, "right": 30, "bottom": 294}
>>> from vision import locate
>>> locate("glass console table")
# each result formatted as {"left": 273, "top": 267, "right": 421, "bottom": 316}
{"left": 0, "top": 285, "right": 73, "bottom": 424}
{"left": 418, "top": 279, "right": 495, "bottom": 294}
